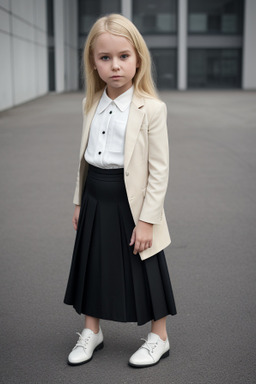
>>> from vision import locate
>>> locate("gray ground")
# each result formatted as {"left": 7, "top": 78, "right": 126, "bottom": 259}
{"left": 0, "top": 90, "right": 255, "bottom": 384}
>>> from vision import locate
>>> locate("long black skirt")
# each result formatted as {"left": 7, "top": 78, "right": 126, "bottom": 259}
{"left": 64, "top": 165, "right": 177, "bottom": 326}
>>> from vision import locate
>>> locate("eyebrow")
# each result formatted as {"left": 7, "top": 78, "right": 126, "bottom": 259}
{"left": 97, "top": 50, "right": 132, "bottom": 55}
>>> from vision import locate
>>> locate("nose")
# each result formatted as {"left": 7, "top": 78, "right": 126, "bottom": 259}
{"left": 112, "top": 58, "right": 120, "bottom": 71}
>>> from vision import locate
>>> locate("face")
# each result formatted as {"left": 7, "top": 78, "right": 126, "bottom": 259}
{"left": 93, "top": 32, "right": 139, "bottom": 99}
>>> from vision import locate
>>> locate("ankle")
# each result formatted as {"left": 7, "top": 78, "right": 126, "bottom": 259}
{"left": 151, "top": 331, "right": 167, "bottom": 341}
{"left": 84, "top": 326, "right": 100, "bottom": 334}
{"left": 84, "top": 316, "right": 100, "bottom": 334}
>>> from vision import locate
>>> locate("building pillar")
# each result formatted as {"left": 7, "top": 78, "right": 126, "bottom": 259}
{"left": 121, "top": 0, "right": 132, "bottom": 20}
{"left": 64, "top": 0, "right": 78, "bottom": 91}
{"left": 178, "top": 0, "right": 187, "bottom": 90}
{"left": 54, "top": 0, "right": 65, "bottom": 92}
{"left": 242, "top": 0, "right": 256, "bottom": 89}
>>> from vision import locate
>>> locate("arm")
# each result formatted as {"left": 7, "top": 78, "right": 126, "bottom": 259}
{"left": 139, "top": 101, "right": 169, "bottom": 224}
{"left": 72, "top": 205, "right": 81, "bottom": 231}
{"left": 130, "top": 101, "right": 169, "bottom": 254}
{"left": 72, "top": 99, "right": 86, "bottom": 228}
{"left": 73, "top": 97, "right": 87, "bottom": 206}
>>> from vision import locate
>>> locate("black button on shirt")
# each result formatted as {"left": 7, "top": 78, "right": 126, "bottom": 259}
{"left": 102, "top": 131, "right": 105, "bottom": 134}
{"left": 109, "top": 111, "right": 112, "bottom": 114}
{"left": 98, "top": 151, "right": 101, "bottom": 155}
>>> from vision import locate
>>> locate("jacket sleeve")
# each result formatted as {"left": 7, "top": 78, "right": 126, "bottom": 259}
{"left": 73, "top": 97, "right": 87, "bottom": 206}
{"left": 139, "top": 101, "right": 169, "bottom": 224}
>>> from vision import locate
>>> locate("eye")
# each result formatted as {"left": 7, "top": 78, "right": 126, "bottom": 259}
{"left": 101, "top": 56, "right": 109, "bottom": 61}
{"left": 121, "top": 54, "right": 129, "bottom": 59}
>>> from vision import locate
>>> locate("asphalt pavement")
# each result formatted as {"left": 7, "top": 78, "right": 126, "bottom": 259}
{"left": 0, "top": 90, "right": 256, "bottom": 384}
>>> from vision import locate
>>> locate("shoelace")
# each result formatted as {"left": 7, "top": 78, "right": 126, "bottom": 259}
{"left": 73, "top": 332, "right": 91, "bottom": 350}
{"left": 140, "top": 338, "right": 158, "bottom": 354}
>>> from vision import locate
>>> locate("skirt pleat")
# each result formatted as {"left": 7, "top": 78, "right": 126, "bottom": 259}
{"left": 64, "top": 165, "right": 177, "bottom": 325}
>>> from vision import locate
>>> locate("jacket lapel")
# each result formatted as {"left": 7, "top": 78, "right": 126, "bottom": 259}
{"left": 80, "top": 91, "right": 103, "bottom": 159}
{"left": 124, "top": 93, "right": 145, "bottom": 169}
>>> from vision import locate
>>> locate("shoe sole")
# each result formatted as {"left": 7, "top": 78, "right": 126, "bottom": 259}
{"left": 128, "top": 349, "right": 169, "bottom": 368}
{"left": 67, "top": 341, "right": 104, "bottom": 366}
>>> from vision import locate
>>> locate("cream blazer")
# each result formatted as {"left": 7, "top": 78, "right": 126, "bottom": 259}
{"left": 73, "top": 91, "right": 171, "bottom": 260}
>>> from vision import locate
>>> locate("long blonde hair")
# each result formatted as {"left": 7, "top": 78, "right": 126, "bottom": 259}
{"left": 83, "top": 14, "right": 158, "bottom": 113}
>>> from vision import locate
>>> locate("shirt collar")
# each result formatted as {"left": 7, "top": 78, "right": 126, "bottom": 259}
{"left": 97, "top": 85, "right": 134, "bottom": 114}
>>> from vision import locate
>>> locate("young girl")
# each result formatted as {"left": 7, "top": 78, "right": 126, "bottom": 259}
{"left": 64, "top": 13, "right": 177, "bottom": 368}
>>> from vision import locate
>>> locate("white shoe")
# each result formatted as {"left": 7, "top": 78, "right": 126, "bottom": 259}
{"left": 67, "top": 327, "right": 104, "bottom": 366}
{"left": 128, "top": 332, "right": 170, "bottom": 368}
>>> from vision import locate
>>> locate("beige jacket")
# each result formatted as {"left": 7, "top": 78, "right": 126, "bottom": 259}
{"left": 73, "top": 91, "right": 171, "bottom": 260}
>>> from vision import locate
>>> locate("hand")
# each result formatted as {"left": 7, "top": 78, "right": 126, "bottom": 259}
{"left": 129, "top": 220, "right": 153, "bottom": 255}
{"left": 72, "top": 205, "right": 81, "bottom": 231}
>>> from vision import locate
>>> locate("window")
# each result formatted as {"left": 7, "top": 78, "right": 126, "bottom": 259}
{"left": 78, "top": 0, "right": 121, "bottom": 36}
{"left": 150, "top": 49, "right": 177, "bottom": 89}
{"left": 188, "top": 49, "right": 241, "bottom": 88}
{"left": 133, "top": 0, "right": 177, "bottom": 34}
{"left": 188, "top": 0, "right": 244, "bottom": 34}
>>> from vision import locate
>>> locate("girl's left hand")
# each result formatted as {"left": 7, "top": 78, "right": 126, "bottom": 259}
{"left": 129, "top": 220, "right": 153, "bottom": 255}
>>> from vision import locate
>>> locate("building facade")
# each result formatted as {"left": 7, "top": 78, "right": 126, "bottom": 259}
{"left": 1, "top": 0, "right": 256, "bottom": 111}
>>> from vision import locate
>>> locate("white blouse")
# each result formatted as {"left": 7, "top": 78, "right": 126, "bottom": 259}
{"left": 84, "top": 86, "right": 134, "bottom": 169}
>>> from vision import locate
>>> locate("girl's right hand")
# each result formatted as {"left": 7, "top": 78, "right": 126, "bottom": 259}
{"left": 72, "top": 205, "right": 81, "bottom": 231}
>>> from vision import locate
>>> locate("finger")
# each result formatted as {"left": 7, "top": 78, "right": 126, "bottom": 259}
{"left": 129, "top": 228, "right": 136, "bottom": 245}
{"left": 139, "top": 242, "right": 146, "bottom": 253}
{"left": 133, "top": 240, "right": 140, "bottom": 255}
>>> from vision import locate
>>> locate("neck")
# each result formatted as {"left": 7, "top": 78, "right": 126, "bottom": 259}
{"left": 106, "top": 84, "right": 133, "bottom": 100}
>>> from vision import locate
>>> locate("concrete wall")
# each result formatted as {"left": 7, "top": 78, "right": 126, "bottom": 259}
{"left": 0, "top": 0, "right": 48, "bottom": 111}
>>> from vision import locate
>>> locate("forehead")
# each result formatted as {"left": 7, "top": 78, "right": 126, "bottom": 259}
{"left": 93, "top": 32, "right": 135, "bottom": 52}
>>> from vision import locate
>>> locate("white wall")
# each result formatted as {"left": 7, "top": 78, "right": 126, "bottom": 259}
{"left": 242, "top": 0, "right": 256, "bottom": 89}
{"left": 0, "top": 0, "right": 48, "bottom": 111}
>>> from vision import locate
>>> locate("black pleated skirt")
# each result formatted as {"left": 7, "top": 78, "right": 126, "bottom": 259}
{"left": 64, "top": 165, "right": 177, "bottom": 326}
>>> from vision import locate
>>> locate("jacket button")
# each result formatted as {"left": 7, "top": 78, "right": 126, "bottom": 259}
{"left": 125, "top": 171, "right": 129, "bottom": 176}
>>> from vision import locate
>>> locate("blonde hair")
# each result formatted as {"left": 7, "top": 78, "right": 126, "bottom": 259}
{"left": 83, "top": 13, "right": 158, "bottom": 113}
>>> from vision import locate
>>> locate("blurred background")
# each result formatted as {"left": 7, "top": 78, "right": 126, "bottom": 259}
{"left": 1, "top": 0, "right": 256, "bottom": 112}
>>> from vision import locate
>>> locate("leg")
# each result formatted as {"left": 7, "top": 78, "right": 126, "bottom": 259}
{"left": 67, "top": 315, "right": 103, "bottom": 366}
{"left": 84, "top": 315, "right": 100, "bottom": 333}
{"left": 151, "top": 316, "right": 167, "bottom": 341}
{"left": 128, "top": 316, "right": 169, "bottom": 367}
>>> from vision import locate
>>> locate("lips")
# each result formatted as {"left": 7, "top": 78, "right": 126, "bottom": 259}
{"left": 111, "top": 76, "right": 121, "bottom": 79}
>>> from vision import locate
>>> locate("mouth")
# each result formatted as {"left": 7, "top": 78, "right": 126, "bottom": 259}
{"left": 111, "top": 76, "right": 121, "bottom": 79}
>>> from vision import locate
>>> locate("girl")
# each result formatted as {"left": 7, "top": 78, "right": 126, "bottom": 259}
{"left": 64, "top": 13, "right": 177, "bottom": 368}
